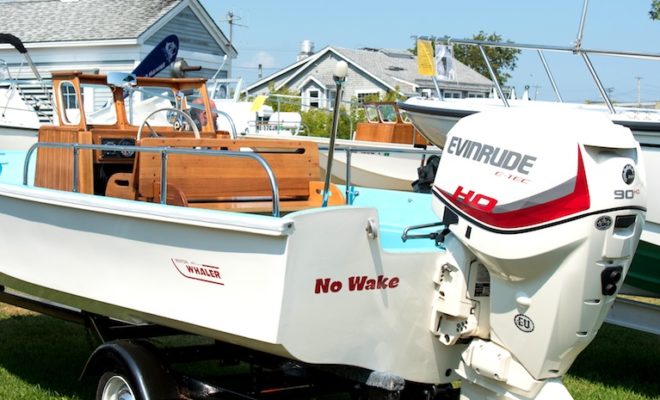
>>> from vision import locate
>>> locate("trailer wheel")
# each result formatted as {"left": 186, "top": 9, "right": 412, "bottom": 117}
{"left": 96, "top": 371, "right": 139, "bottom": 400}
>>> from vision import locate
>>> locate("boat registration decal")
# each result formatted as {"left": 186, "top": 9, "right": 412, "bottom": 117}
{"left": 172, "top": 258, "right": 224, "bottom": 286}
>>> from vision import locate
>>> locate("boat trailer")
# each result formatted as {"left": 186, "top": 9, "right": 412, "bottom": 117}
{"left": 0, "top": 286, "right": 460, "bottom": 400}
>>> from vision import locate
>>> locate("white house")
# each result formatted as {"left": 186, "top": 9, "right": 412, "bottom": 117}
{"left": 245, "top": 43, "right": 495, "bottom": 110}
{"left": 0, "top": 0, "right": 235, "bottom": 120}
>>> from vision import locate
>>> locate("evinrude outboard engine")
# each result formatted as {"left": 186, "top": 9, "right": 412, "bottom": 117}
{"left": 427, "top": 108, "right": 645, "bottom": 399}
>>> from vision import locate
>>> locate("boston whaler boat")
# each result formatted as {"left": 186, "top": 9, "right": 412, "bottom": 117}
{"left": 0, "top": 60, "right": 647, "bottom": 399}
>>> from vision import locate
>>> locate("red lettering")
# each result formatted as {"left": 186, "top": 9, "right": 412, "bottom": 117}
{"left": 472, "top": 194, "right": 497, "bottom": 212}
{"left": 348, "top": 276, "right": 367, "bottom": 291}
{"left": 315, "top": 278, "right": 342, "bottom": 293}
{"left": 452, "top": 186, "right": 474, "bottom": 202}
{"left": 452, "top": 186, "right": 498, "bottom": 212}
{"left": 376, "top": 275, "right": 390, "bottom": 289}
{"left": 315, "top": 278, "right": 331, "bottom": 294}
{"left": 318, "top": 276, "right": 400, "bottom": 293}
{"left": 330, "top": 281, "right": 342, "bottom": 292}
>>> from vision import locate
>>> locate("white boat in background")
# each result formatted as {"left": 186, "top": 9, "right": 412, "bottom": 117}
{"left": 0, "top": 83, "right": 40, "bottom": 149}
{"left": 399, "top": 36, "right": 660, "bottom": 298}
{"left": 241, "top": 101, "right": 437, "bottom": 191}
{"left": 0, "top": 34, "right": 48, "bottom": 149}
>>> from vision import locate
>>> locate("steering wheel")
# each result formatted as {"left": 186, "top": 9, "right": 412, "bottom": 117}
{"left": 136, "top": 107, "right": 200, "bottom": 141}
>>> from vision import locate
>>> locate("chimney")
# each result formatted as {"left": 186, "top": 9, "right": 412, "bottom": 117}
{"left": 297, "top": 40, "right": 314, "bottom": 61}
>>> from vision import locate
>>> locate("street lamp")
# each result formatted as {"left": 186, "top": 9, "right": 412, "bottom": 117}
{"left": 322, "top": 61, "right": 348, "bottom": 207}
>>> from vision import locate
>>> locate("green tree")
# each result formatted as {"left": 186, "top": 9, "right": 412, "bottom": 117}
{"left": 300, "top": 106, "right": 353, "bottom": 139}
{"left": 651, "top": 0, "right": 660, "bottom": 19}
{"left": 264, "top": 83, "right": 301, "bottom": 112}
{"left": 452, "top": 32, "right": 520, "bottom": 85}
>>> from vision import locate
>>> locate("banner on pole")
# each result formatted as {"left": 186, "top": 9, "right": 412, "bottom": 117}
{"left": 436, "top": 44, "right": 456, "bottom": 81}
{"left": 417, "top": 40, "right": 436, "bottom": 76}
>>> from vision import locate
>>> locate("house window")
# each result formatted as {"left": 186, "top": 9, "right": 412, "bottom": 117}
{"left": 309, "top": 90, "right": 319, "bottom": 109}
{"left": 326, "top": 89, "right": 336, "bottom": 109}
{"left": 357, "top": 91, "right": 379, "bottom": 105}
{"left": 443, "top": 90, "right": 461, "bottom": 99}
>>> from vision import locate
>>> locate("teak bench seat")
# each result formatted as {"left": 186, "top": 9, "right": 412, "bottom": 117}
{"left": 105, "top": 137, "right": 345, "bottom": 214}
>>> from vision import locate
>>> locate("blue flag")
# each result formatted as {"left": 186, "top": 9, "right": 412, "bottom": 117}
{"left": 132, "top": 35, "right": 179, "bottom": 78}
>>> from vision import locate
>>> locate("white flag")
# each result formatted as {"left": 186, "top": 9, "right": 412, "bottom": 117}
{"left": 436, "top": 44, "right": 456, "bottom": 81}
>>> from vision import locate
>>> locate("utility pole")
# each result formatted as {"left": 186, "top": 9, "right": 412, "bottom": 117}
{"left": 227, "top": 11, "right": 235, "bottom": 47}
{"left": 223, "top": 11, "right": 246, "bottom": 79}
{"left": 636, "top": 76, "right": 642, "bottom": 107}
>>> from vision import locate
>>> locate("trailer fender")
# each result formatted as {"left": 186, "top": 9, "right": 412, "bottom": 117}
{"left": 80, "top": 339, "right": 180, "bottom": 400}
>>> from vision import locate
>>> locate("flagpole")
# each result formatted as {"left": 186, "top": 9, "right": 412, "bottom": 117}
{"left": 432, "top": 77, "right": 442, "bottom": 99}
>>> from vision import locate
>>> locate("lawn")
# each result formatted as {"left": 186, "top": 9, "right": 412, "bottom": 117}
{"left": 0, "top": 303, "right": 658, "bottom": 399}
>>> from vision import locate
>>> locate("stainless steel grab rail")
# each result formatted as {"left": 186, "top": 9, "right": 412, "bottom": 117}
{"left": 22, "top": 142, "right": 282, "bottom": 217}
{"left": 22, "top": 141, "right": 445, "bottom": 213}
{"left": 317, "top": 144, "right": 443, "bottom": 204}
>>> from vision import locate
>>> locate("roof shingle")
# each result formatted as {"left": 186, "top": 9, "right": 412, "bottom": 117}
{"left": 0, "top": 0, "right": 181, "bottom": 43}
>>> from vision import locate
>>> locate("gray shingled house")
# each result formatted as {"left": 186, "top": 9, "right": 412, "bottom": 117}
{"left": 0, "top": 0, "right": 235, "bottom": 79}
{"left": 245, "top": 45, "right": 495, "bottom": 110}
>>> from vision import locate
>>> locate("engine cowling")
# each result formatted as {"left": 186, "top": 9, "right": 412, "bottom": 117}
{"left": 430, "top": 108, "right": 646, "bottom": 398}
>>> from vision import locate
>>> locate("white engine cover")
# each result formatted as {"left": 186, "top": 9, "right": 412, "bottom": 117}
{"left": 431, "top": 108, "right": 646, "bottom": 386}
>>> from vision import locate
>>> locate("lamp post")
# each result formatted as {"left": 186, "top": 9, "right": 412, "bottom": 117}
{"left": 322, "top": 61, "right": 348, "bottom": 207}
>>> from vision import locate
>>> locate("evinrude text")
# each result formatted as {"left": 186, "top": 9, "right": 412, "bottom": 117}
{"left": 446, "top": 136, "right": 537, "bottom": 175}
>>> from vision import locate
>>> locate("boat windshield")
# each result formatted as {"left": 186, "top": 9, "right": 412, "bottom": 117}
{"left": 365, "top": 104, "right": 379, "bottom": 122}
{"left": 125, "top": 86, "right": 206, "bottom": 127}
{"left": 207, "top": 78, "right": 242, "bottom": 101}
{"left": 83, "top": 84, "right": 117, "bottom": 125}
{"left": 377, "top": 104, "right": 397, "bottom": 123}
{"left": 400, "top": 110, "right": 412, "bottom": 124}
{"left": 0, "top": 60, "right": 9, "bottom": 84}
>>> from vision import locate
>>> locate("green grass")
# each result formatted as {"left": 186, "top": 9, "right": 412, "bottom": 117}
{"left": 0, "top": 304, "right": 95, "bottom": 399}
{"left": 0, "top": 303, "right": 658, "bottom": 399}
{"left": 564, "top": 323, "right": 659, "bottom": 400}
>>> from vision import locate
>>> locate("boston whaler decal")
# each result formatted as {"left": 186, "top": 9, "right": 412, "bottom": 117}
{"left": 314, "top": 275, "right": 400, "bottom": 294}
{"left": 172, "top": 258, "right": 224, "bottom": 285}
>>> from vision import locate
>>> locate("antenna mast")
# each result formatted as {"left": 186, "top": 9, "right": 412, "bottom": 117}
{"left": 224, "top": 10, "right": 246, "bottom": 79}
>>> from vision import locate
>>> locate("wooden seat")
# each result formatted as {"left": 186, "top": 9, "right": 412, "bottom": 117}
{"left": 106, "top": 137, "right": 345, "bottom": 214}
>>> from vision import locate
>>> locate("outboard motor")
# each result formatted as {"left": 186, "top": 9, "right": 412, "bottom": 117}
{"left": 427, "top": 108, "right": 645, "bottom": 399}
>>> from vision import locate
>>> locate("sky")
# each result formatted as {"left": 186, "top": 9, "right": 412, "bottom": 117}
{"left": 200, "top": 0, "right": 660, "bottom": 103}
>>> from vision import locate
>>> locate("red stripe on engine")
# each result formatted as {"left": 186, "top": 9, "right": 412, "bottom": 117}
{"left": 437, "top": 147, "right": 590, "bottom": 229}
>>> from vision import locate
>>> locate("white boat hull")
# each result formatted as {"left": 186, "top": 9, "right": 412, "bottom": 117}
{"left": 245, "top": 134, "right": 429, "bottom": 191}
{"left": 0, "top": 183, "right": 458, "bottom": 384}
